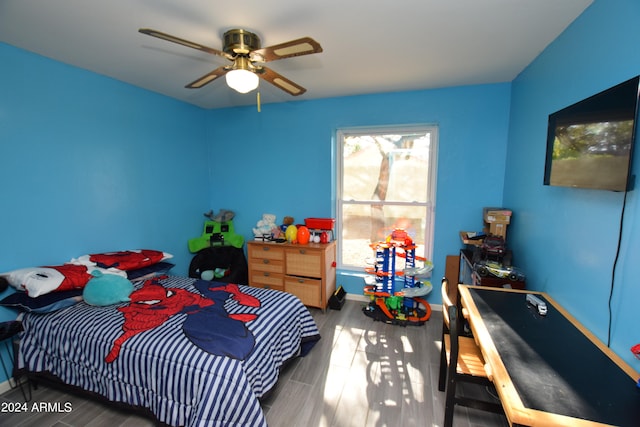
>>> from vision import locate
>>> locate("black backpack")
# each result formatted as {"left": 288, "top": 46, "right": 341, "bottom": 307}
{"left": 188, "top": 246, "right": 248, "bottom": 285}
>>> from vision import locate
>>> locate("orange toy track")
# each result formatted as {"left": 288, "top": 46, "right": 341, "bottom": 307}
{"left": 395, "top": 250, "right": 426, "bottom": 262}
{"left": 407, "top": 297, "right": 431, "bottom": 322}
{"left": 372, "top": 297, "right": 431, "bottom": 323}
{"left": 364, "top": 229, "right": 432, "bottom": 325}
{"left": 364, "top": 267, "right": 404, "bottom": 277}
{"left": 368, "top": 293, "right": 432, "bottom": 323}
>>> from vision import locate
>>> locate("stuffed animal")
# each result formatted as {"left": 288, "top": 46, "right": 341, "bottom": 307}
{"left": 83, "top": 270, "right": 134, "bottom": 306}
{"left": 204, "top": 209, "right": 235, "bottom": 222}
{"left": 253, "top": 213, "right": 278, "bottom": 238}
{"left": 280, "top": 216, "right": 295, "bottom": 233}
{"left": 283, "top": 216, "right": 294, "bottom": 226}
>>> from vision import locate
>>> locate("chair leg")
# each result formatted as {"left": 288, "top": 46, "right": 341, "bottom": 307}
{"left": 443, "top": 374, "right": 457, "bottom": 427}
{"left": 438, "top": 334, "right": 447, "bottom": 392}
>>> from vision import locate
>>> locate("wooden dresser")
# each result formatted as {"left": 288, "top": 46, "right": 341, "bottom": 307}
{"left": 247, "top": 241, "right": 336, "bottom": 309}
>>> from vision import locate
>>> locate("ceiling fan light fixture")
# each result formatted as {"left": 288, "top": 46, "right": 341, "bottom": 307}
{"left": 226, "top": 69, "right": 259, "bottom": 94}
{"left": 139, "top": 27, "right": 322, "bottom": 96}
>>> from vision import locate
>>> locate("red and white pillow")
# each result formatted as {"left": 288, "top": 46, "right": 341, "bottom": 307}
{"left": 72, "top": 249, "right": 173, "bottom": 271}
{"left": 2, "top": 264, "right": 124, "bottom": 297}
{"left": 2, "top": 249, "right": 173, "bottom": 298}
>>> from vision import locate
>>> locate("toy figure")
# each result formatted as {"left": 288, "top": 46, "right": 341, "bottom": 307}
{"left": 362, "top": 229, "right": 432, "bottom": 326}
{"left": 204, "top": 209, "right": 235, "bottom": 222}
{"left": 252, "top": 213, "right": 279, "bottom": 239}
{"left": 188, "top": 210, "right": 244, "bottom": 251}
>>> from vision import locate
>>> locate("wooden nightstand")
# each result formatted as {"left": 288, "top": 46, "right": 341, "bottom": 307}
{"left": 247, "top": 241, "right": 336, "bottom": 309}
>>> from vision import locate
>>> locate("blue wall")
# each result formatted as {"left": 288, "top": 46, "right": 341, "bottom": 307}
{"left": 0, "top": 42, "right": 211, "bottom": 318}
{"left": 205, "top": 85, "right": 511, "bottom": 296}
{"left": 0, "top": 42, "right": 212, "bottom": 382}
{"left": 504, "top": 0, "right": 640, "bottom": 368}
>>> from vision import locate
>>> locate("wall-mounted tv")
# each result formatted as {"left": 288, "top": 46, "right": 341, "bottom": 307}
{"left": 544, "top": 76, "right": 640, "bottom": 191}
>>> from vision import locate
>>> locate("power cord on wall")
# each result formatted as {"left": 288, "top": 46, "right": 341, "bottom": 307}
{"left": 608, "top": 187, "right": 629, "bottom": 347}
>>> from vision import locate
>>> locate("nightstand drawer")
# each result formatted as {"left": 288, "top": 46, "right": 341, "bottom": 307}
{"left": 252, "top": 271, "right": 284, "bottom": 291}
{"left": 285, "top": 277, "right": 321, "bottom": 307}
{"left": 248, "top": 244, "right": 284, "bottom": 261}
{"left": 285, "top": 248, "right": 322, "bottom": 278}
{"left": 249, "top": 258, "right": 284, "bottom": 274}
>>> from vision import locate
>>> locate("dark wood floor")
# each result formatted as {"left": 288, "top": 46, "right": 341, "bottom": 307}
{"left": 0, "top": 300, "right": 508, "bottom": 426}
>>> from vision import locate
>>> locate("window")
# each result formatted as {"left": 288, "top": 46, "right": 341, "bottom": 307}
{"left": 336, "top": 125, "right": 437, "bottom": 270}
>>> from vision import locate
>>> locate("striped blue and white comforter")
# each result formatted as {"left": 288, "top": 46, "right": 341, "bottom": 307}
{"left": 18, "top": 276, "right": 321, "bottom": 426}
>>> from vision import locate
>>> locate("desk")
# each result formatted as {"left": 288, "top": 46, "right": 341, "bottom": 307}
{"left": 458, "top": 285, "right": 640, "bottom": 426}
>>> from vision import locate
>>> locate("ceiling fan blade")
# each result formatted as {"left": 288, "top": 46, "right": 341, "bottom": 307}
{"left": 139, "top": 28, "right": 230, "bottom": 59}
{"left": 251, "top": 37, "right": 322, "bottom": 62}
{"left": 259, "top": 66, "right": 307, "bottom": 96}
{"left": 186, "top": 66, "right": 229, "bottom": 89}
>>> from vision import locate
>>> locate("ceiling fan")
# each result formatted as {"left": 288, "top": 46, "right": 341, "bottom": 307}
{"left": 139, "top": 28, "right": 323, "bottom": 96}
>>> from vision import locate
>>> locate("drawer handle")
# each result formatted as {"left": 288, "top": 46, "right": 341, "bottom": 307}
{"left": 262, "top": 259, "right": 270, "bottom": 264}
{"left": 262, "top": 247, "right": 270, "bottom": 251}
{"left": 263, "top": 272, "right": 270, "bottom": 277}
{"left": 299, "top": 249, "right": 306, "bottom": 254}
{"left": 298, "top": 278, "right": 305, "bottom": 283}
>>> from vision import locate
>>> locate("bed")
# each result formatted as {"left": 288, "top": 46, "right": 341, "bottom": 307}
{"left": 14, "top": 275, "right": 321, "bottom": 426}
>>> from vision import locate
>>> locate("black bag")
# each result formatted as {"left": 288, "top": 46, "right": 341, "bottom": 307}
{"left": 188, "top": 246, "right": 249, "bottom": 285}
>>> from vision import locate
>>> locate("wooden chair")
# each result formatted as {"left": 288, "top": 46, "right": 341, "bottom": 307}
{"left": 437, "top": 278, "right": 503, "bottom": 427}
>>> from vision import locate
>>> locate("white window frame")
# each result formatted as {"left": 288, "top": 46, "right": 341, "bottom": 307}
{"left": 335, "top": 124, "right": 438, "bottom": 271}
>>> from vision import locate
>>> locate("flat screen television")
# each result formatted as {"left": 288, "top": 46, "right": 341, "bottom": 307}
{"left": 544, "top": 76, "right": 640, "bottom": 191}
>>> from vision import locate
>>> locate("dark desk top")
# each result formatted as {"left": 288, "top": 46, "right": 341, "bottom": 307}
{"left": 462, "top": 286, "right": 640, "bottom": 426}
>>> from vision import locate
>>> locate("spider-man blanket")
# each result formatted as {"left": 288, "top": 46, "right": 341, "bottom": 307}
{"left": 18, "top": 276, "right": 321, "bottom": 427}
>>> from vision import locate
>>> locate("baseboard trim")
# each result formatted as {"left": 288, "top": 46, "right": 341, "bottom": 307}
{"left": 345, "top": 293, "right": 368, "bottom": 302}
{"left": 0, "top": 378, "right": 14, "bottom": 395}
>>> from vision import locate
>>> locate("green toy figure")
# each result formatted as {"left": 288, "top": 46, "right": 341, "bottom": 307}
{"left": 188, "top": 209, "right": 244, "bottom": 252}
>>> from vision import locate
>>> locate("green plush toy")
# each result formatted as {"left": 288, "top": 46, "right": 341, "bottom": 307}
{"left": 188, "top": 218, "right": 245, "bottom": 252}
{"left": 200, "top": 268, "right": 229, "bottom": 281}
{"left": 83, "top": 270, "right": 134, "bottom": 306}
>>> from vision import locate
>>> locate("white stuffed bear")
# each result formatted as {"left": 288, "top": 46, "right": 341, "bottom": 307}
{"left": 253, "top": 213, "right": 278, "bottom": 238}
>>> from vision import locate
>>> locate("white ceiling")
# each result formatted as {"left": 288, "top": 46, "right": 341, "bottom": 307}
{"left": 0, "top": 0, "right": 593, "bottom": 110}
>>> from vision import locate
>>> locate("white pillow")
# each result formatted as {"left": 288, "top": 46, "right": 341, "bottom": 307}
{"left": 2, "top": 264, "right": 126, "bottom": 297}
